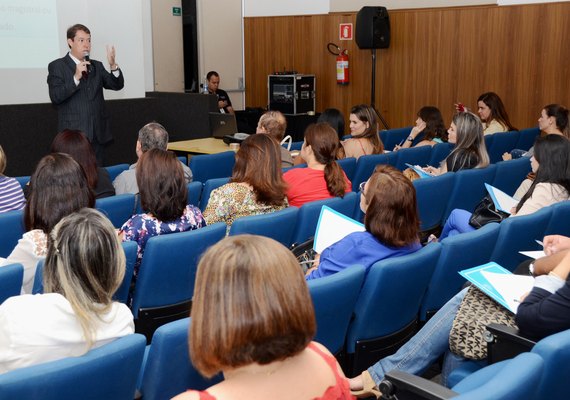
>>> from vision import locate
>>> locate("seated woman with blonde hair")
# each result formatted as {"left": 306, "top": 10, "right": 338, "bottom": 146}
{"left": 256, "top": 110, "right": 294, "bottom": 168}
{"left": 284, "top": 123, "right": 351, "bottom": 208}
{"left": 0, "top": 208, "right": 134, "bottom": 373}
{"left": 306, "top": 165, "right": 421, "bottom": 280}
{"left": 342, "top": 104, "right": 384, "bottom": 159}
{"left": 173, "top": 235, "right": 353, "bottom": 400}
{"left": 204, "top": 134, "right": 288, "bottom": 228}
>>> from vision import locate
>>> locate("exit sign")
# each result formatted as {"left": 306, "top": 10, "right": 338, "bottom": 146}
{"left": 172, "top": 7, "right": 181, "bottom": 16}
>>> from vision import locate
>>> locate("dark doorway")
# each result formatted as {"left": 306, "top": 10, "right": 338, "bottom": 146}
{"left": 182, "top": 0, "right": 199, "bottom": 92}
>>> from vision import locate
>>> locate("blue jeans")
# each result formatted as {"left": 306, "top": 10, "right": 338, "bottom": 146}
{"left": 367, "top": 288, "right": 468, "bottom": 387}
{"left": 440, "top": 209, "right": 476, "bottom": 240}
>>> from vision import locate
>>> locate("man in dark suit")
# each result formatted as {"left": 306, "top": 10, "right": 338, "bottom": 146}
{"left": 47, "top": 24, "right": 124, "bottom": 165}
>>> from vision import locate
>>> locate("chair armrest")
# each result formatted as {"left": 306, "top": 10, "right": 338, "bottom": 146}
{"left": 380, "top": 370, "right": 458, "bottom": 400}
{"left": 485, "top": 323, "right": 536, "bottom": 364}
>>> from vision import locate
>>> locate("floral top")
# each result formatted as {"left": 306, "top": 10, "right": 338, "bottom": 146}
{"left": 203, "top": 183, "right": 287, "bottom": 229}
{"left": 120, "top": 205, "right": 205, "bottom": 277}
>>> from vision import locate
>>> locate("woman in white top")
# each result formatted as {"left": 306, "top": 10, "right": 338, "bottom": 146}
{"left": 0, "top": 208, "right": 134, "bottom": 373}
{"left": 0, "top": 153, "right": 94, "bottom": 294}
{"left": 342, "top": 104, "right": 384, "bottom": 159}
{"left": 457, "top": 92, "right": 516, "bottom": 135}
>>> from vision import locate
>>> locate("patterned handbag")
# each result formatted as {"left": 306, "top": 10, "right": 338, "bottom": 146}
{"left": 449, "top": 286, "right": 517, "bottom": 360}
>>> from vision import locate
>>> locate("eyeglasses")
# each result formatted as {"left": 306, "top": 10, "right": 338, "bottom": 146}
{"left": 359, "top": 181, "right": 366, "bottom": 193}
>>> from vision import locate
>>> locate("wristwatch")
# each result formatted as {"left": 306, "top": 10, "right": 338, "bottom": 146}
{"left": 111, "top": 64, "right": 119, "bottom": 71}
{"left": 406, "top": 135, "right": 414, "bottom": 142}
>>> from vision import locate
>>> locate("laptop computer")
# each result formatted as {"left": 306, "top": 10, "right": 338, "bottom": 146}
{"left": 209, "top": 112, "right": 238, "bottom": 138}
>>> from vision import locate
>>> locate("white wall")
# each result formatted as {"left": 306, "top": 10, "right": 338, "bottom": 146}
{"left": 244, "top": 0, "right": 329, "bottom": 16}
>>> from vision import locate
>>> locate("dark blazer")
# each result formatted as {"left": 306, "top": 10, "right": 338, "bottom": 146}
{"left": 47, "top": 54, "right": 124, "bottom": 144}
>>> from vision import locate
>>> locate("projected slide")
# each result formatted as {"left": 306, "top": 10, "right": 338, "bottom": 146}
{"left": 0, "top": 0, "right": 59, "bottom": 68}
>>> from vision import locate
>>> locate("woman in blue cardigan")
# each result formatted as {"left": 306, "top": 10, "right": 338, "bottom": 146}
{"left": 305, "top": 165, "right": 421, "bottom": 281}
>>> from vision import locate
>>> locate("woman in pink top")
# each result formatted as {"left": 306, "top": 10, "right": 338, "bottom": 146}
{"left": 284, "top": 123, "right": 351, "bottom": 207}
{"left": 172, "top": 235, "right": 354, "bottom": 400}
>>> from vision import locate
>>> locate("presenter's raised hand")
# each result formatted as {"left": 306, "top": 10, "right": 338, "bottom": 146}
{"left": 106, "top": 45, "right": 118, "bottom": 70}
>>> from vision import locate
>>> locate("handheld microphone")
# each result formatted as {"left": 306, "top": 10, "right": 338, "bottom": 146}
{"left": 83, "top": 52, "right": 91, "bottom": 72}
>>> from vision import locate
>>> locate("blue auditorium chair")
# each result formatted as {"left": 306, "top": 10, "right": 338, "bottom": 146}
{"left": 0, "top": 263, "right": 23, "bottom": 304}
{"left": 95, "top": 193, "right": 136, "bottom": 228}
{"left": 138, "top": 318, "right": 223, "bottom": 400}
{"left": 131, "top": 223, "right": 227, "bottom": 342}
{"left": 515, "top": 127, "right": 540, "bottom": 151}
{"left": 104, "top": 163, "right": 130, "bottom": 182}
{"left": 428, "top": 142, "right": 453, "bottom": 167}
{"left": 491, "top": 157, "right": 531, "bottom": 196}
{"left": 229, "top": 207, "right": 299, "bottom": 247}
{"left": 187, "top": 181, "right": 202, "bottom": 207}
{"left": 394, "top": 146, "right": 432, "bottom": 171}
{"left": 442, "top": 165, "right": 497, "bottom": 221}
{"left": 0, "top": 210, "right": 25, "bottom": 258}
{"left": 413, "top": 172, "right": 455, "bottom": 232}
{"left": 544, "top": 200, "right": 570, "bottom": 237}
{"left": 14, "top": 176, "right": 30, "bottom": 190}
{"left": 0, "top": 334, "right": 147, "bottom": 400}
{"left": 490, "top": 206, "right": 553, "bottom": 271}
{"left": 420, "top": 223, "right": 500, "bottom": 321}
{"left": 188, "top": 151, "right": 235, "bottom": 183}
{"left": 351, "top": 153, "right": 396, "bottom": 192}
{"left": 337, "top": 157, "right": 357, "bottom": 182}
{"left": 487, "top": 131, "right": 520, "bottom": 163}
{"left": 380, "top": 352, "right": 543, "bottom": 400}
{"left": 380, "top": 126, "right": 412, "bottom": 151}
{"left": 199, "top": 177, "right": 230, "bottom": 211}
{"left": 345, "top": 243, "right": 441, "bottom": 376}
{"left": 307, "top": 266, "right": 366, "bottom": 354}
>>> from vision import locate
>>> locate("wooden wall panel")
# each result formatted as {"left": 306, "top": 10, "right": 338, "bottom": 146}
{"left": 244, "top": 3, "right": 570, "bottom": 131}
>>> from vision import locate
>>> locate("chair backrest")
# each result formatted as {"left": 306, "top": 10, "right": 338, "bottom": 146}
{"left": 451, "top": 352, "right": 543, "bottom": 400}
{"left": 484, "top": 134, "right": 495, "bottom": 154}
{"left": 95, "top": 193, "right": 136, "bottom": 228}
{"left": 351, "top": 153, "right": 395, "bottom": 191}
{"left": 413, "top": 172, "right": 456, "bottom": 231}
{"left": 229, "top": 207, "right": 299, "bottom": 247}
{"left": 491, "top": 158, "right": 532, "bottom": 196}
{"left": 515, "top": 127, "right": 540, "bottom": 151}
{"left": 345, "top": 243, "right": 441, "bottom": 373}
{"left": 289, "top": 140, "right": 304, "bottom": 151}
{"left": 531, "top": 328, "right": 570, "bottom": 399}
{"left": 14, "top": 176, "right": 30, "bottom": 190}
{"left": 337, "top": 157, "right": 357, "bottom": 182}
{"left": 394, "top": 146, "right": 432, "bottom": 171}
{"left": 0, "top": 263, "right": 23, "bottom": 304}
{"left": 177, "top": 156, "right": 187, "bottom": 166}
{"left": 199, "top": 177, "right": 230, "bottom": 211}
{"left": 104, "top": 163, "right": 130, "bottom": 182}
{"left": 188, "top": 151, "right": 235, "bottom": 183}
{"left": 131, "top": 223, "right": 227, "bottom": 319}
{"left": 420, "top": 223, "right": 500, "bottom": 320}
{"left": 307, "top": 266, "right": 366, "bottom": 354}
{"left": 490, "top": 206, "right": 553, "bottom": 271}
{"left": 187, "top": 181, "right": 203, "bottom": 207}
{"left": 544, "top": 200, "right": 570, "bottom": 238}
{"left": 380, "top": 127, "right": 412, "bottom": 151}
{"left": 0, "top": 333, "right": 146, "bottom": 400}
{"left": 487, "top": 131, "right": 520, "bottom": 163}
{"left": 139, "top": 318, "right": 223, "bottom": 400}
{"left": 443, "top": 165, "right": 497, "bottom": 221}
{"left": 428, "top": 142, "right": 453, "bottom": 167}
{"left": 0, "top": 210, "right": 25, "bottom": 258}
{"left": 291, "top": 192, "right": 358, "bottom": 245}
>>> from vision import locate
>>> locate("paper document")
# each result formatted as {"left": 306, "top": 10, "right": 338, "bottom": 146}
{"left": 404, "top": 163, "right": 433, "bottom": 179}
{"left": 519, "top": 250, "right": 546, "bottom": 259}
{"left": 313, "top": 206, "right": 365, "bottom": 254}
{"left": 484, "top": 183, "right": 519, "bottom": 214}
{"left": 459, "top": 262, "right": 534, "bottom": 313}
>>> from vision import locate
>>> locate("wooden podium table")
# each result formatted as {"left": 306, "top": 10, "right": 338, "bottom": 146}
{"left": 168, "top": 137, "right": 233, "bottom": 156}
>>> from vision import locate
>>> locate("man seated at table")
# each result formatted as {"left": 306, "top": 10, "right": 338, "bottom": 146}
{"left": 113, "top": 122, "right": 193, "bottom": 195}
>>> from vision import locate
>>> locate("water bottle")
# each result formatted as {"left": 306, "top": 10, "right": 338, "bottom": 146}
{"left": 202, "top": 78, "right": 209, "bottom": 94}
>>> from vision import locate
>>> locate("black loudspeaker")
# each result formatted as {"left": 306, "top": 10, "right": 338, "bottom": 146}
{"left": 355, "top": 6, "right": 391, "bottom": 49}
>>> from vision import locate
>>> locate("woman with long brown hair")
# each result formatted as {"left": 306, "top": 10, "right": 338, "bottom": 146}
{"left": 203, "top": 134, "right": 288, "bottom": 228}
{"left": 342, "top": 104, "right": 384, "bottom": 158}
{"left": 284, "top": 123, "right": 351, "bottom": 207}
{"left": 305, "top": 165, "right": 421, "bottom": 280}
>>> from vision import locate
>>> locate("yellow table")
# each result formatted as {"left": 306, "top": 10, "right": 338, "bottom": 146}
{"left": 168, "top": 137, "right": 233, "bottom": 155}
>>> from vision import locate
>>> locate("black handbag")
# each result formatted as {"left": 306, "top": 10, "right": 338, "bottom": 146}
{"left": 468, "top": 195, "right": 510, "bottom": 228}
{"left": 290, "top": 238, "right": 316, "bottom": 274}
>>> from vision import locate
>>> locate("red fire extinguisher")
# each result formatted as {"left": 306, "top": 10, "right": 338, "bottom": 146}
{"left": 328, "top": 43, "right": 349, "bottom": 85}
